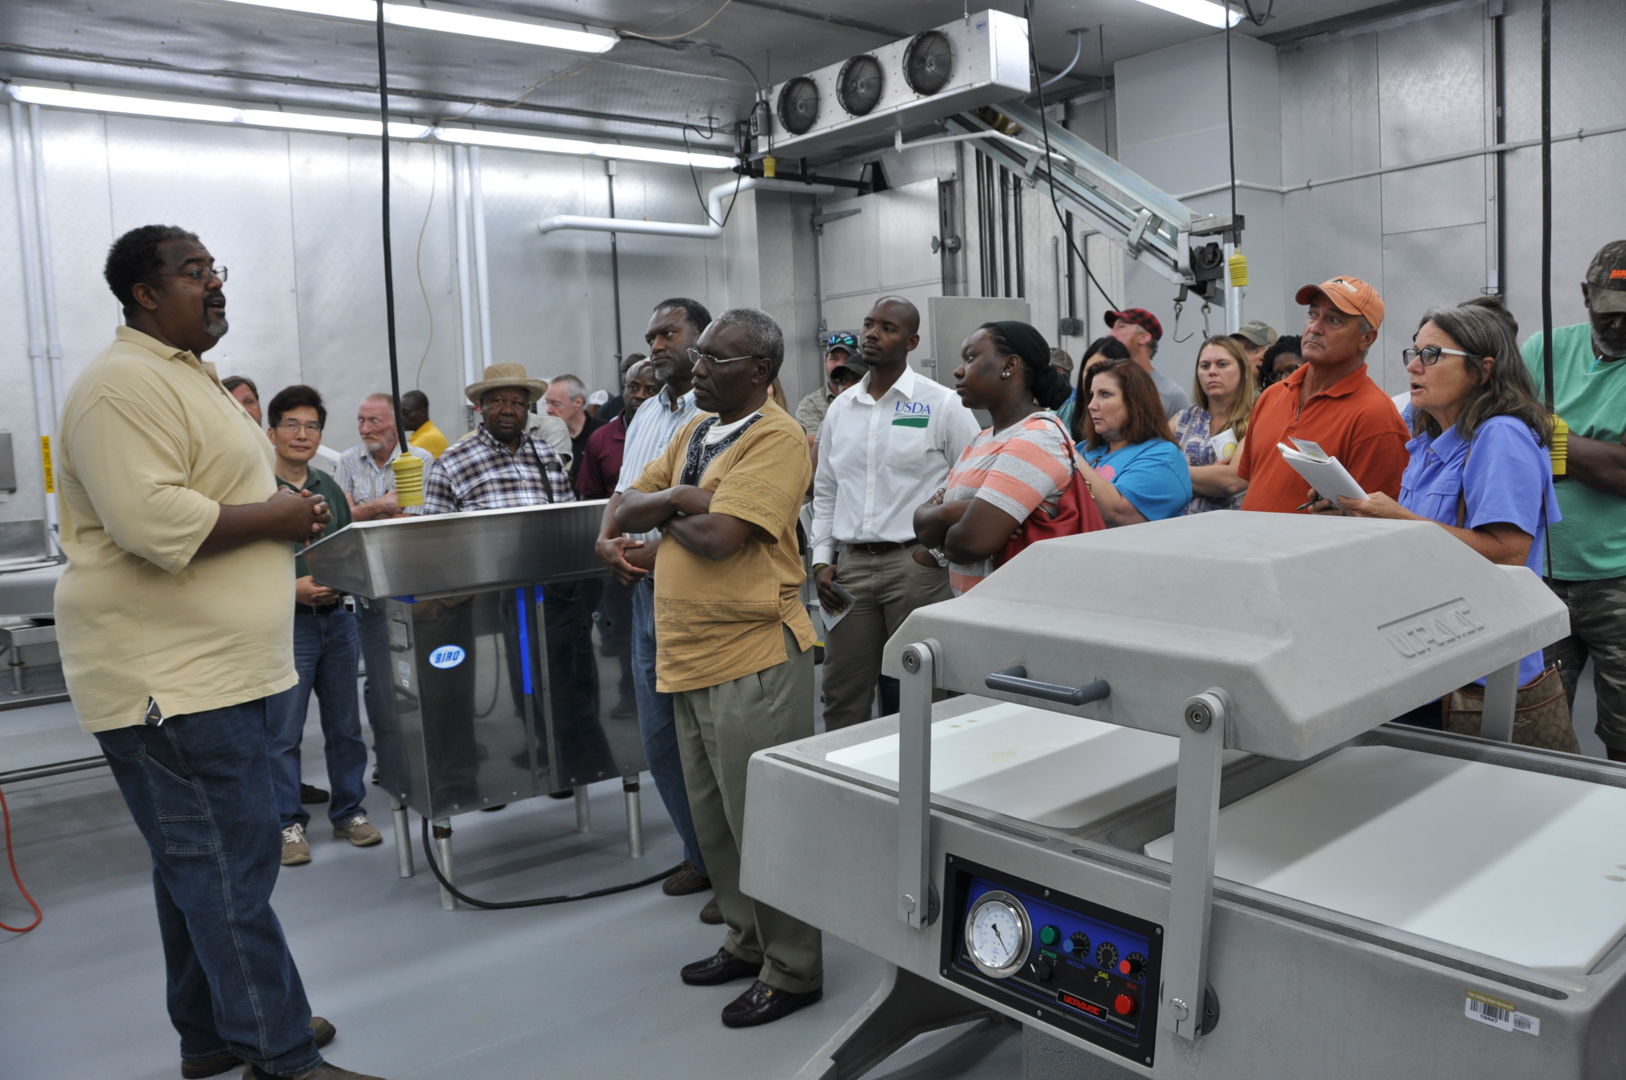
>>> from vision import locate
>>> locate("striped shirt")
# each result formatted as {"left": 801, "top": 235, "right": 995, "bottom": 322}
{"left": 421, "top": 424, "right": 573, "bottom": 513}
{"left": 335, "top": 442, "right": 433, "bottom": 506}
{"left": 614, "top": 385, "right": 702, "bottom": 541}
{"left": 939, "top": 411, "right": 1072, "bottom": 595}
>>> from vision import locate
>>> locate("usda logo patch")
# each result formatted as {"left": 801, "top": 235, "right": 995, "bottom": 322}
{"left": 428, "top": 645, "right": 467, "bottom": 669}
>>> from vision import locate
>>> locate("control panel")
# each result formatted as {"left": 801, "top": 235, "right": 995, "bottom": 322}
{"left": 941, "top": 855, "right": 1162, "bottom": 1068}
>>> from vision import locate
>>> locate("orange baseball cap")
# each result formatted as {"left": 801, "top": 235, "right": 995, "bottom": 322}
{"left": 1295, "top": 275, "right": 1385, "bottom": 330}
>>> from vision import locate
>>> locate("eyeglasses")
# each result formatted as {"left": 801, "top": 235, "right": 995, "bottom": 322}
{"left": 1402, "top": 345, "right": 1473, "bottom": 367}
{"left": 275, "top": 420, "right": 323, "bottom": 435}
{"left": 170, "top": 264, "right": 227, "bottom": 284}
{"left": 825, "top": 332, "right": 858, "bottom": 350}
{"left": 687, "top": 348, "right": 760, "bottom": 367}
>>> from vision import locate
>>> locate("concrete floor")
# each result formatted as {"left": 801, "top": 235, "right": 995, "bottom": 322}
{"left": 0, "top": 665, "right": 1608, "bottom": 1080}
{"left": 0, "top": 695, "right": 1023, "bottom": 1080}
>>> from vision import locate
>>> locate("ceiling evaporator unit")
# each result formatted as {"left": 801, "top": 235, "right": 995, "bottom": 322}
{"left": 761, "top": 9, "right": 1029, "bottom": 161}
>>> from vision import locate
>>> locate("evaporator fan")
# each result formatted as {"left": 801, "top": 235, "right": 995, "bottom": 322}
{"left": 903, "top": 30, "right": 954, "bottom": 95}
{"left": 776, "top": 77, "right": 820, "bottom": 135}
{"left": 836, "top": 54, "right": 884, "bottom": 116}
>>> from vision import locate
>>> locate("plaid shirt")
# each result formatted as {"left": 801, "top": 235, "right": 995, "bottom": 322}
{"left": 421, "top": 424, "right": 574, "bottom": 514}
{"left": 334, "top": 441, "right": 433, "bottom": 505}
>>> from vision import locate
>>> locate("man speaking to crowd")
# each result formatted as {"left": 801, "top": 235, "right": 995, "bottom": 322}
{"left": 55, "top": 224, "right": 381, "bottom": 1080}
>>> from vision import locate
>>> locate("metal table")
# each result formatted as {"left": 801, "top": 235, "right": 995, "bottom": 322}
{"left": 0, "top": 518, "right": 67, "bottom": 709}
{"left": 304, "top": 500, "right": 648, "bottom": 909}
{"left": 738, "top": 513, "right": 1626, "bottom": 1079}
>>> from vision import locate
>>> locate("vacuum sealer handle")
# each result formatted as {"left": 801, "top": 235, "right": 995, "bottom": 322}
{"left": 985, "top": 666, "right": 1110, "bottom": 707}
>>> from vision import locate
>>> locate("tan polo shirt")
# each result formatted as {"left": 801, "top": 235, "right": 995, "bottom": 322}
{"left": 54, "top": 326, "right": 296, "bottom": 733}
{"left": 631, "top": 400, "right": 815, "bottom": 694}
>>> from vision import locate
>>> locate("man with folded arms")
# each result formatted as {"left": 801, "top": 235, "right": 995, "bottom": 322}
{"left": 618, "top": 308, "right": 822, "bottom": 1028}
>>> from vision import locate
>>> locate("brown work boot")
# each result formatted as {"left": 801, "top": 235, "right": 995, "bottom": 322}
{"left": 242, "top": 1063, "right": 387, "bottom": 1079}
{"left": 663, "top": 861, "right": 711, "bottom": 896}
{"left": 181, "top": 1017, "right": 335, "bottom": 1078}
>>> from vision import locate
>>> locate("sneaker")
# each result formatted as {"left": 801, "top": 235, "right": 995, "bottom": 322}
{"left": 332, "top": 815, "right": 383, "bottom": 847}
{"left": 699, "top": 896, "right": 723, "bottom": 924}
{"left": 281, "top": 824, "right": 311, "bottom": 866}
{"left": 299, "top": 783, "right": 330, "bottom": 805}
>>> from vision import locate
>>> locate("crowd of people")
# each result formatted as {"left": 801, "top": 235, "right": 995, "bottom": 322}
{"left": 47, "top": 222, "right": 1626, "bottom": 1079}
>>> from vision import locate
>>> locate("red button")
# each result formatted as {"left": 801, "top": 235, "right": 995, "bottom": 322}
{"left": 1119, "top": 957, "right": 1143, "bottom": 976}
{"left": 1114, "top": 994, "right": 1138, "bottom": 1017}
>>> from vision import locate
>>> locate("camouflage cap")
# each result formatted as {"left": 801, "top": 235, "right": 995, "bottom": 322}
{"left": 1585, "top": 240, "right": 1626, "bottom": 314}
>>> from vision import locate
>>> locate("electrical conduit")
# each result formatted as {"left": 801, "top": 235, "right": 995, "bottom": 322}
{"left": 536, "top": 177, "right": 835, "bottom": 239}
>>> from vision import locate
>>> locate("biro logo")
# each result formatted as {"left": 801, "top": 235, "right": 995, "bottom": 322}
{"left": 428, "top": 645, "right": 466, "bottom": 669}
{"left": 1378, "top": 600, "right": 1484, "bottom": 660}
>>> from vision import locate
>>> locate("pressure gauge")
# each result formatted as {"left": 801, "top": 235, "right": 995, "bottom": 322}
{"left": 964, "top": 890, "right": 1032, "bottom": 979}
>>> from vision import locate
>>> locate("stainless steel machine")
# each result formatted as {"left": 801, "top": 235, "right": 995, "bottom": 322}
{"left": 740, "top": 513, "right": 1626, "bottom": 1078}
{"left": 303, "top": 501, "right": 648, "bottom": 908}
{"left": 0, "top": 518, "right": 66, "bottom": 708}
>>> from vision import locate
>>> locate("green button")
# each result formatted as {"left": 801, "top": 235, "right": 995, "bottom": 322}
{"left": 1039, "top": 925, "right": 1060, "bottom": 947}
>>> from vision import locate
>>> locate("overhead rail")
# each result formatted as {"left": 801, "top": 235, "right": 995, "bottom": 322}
{"left": 941, "top": 103, "right": 1206, "bottom": 291}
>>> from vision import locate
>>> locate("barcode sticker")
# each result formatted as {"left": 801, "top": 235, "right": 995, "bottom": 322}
{"left": 1464, "top": 991, "right": 1539, "bottom": 1036}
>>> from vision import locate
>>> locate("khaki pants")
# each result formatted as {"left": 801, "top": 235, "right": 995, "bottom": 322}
{"left": 674, "top": 627, "right": 821, "bottom": 992}
{"left": 821, "top": 545, "right": 953, "bottom": 731}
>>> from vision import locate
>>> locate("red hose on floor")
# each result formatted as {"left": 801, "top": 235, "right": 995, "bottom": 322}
{"left": 0, "top": 785, "right": 42, "bottom": 932}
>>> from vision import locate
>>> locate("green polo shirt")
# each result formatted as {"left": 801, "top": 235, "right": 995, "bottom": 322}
{"left": 1523, "top": 323, "right": 1626, "bottom": 580}
{"left": 276, "top": 465, "right": 352, "bottom": 580}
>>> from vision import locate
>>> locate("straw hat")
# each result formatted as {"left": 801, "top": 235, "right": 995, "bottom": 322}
{"left": 464, "top": 362, "right": 547, "bottom": 407}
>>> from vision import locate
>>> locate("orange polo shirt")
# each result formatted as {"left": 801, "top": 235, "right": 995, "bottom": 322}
{"left": 1237, "top": 360, "right": 1409, "bottom": 513}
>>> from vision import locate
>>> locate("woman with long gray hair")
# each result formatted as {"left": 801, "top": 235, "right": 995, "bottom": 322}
{"left": 1336, "top": 302, "right": 1566, "bottom": 740}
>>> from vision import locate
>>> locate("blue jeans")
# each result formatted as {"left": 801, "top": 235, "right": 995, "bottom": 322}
{"left": 266, "top": 611, "right": 369, "bottom": 829}
{"left": 95, "top": 700, "right": 322, "bottom": 1078}
{"left": 631, "top": 576, "right": 705, "bottom": 873}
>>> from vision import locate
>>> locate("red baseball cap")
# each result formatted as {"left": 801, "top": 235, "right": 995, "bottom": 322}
{"left": 1104, "top": 308, "right": 1163, "bottom": 341}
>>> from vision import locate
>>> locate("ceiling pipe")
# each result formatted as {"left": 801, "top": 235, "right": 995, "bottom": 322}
{"left": 537, "top": 176, "right": 836, "bottom": 239}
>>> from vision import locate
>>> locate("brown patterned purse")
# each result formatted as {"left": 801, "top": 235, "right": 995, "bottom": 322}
{"left": 1440, "top": 449, "right": 1578, "bottom": 752}
{"left": 1441, "top": 664, "right": 1579, "bottom": 752}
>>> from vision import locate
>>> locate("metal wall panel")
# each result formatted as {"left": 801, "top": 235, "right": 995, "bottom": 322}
{"left": 1279, "top": 0, "right": 1626, "bottom": 377}
{"left": 1279, "top": 34, "right": 1383, "bottom": 186}
{"left": 288, "top": 136, "right": 463, "bottom": 455}
{"left": 34, "top": 112, "right": 119, "bottom": 401}
{"left": 1375, "top": 6, "right": 1486, "bottom": 237}
{"left": 106, "top": 118, "right": 304, "bottom": 399}
{"left": 1499, "top": 0, "right": 1626, "bottom": 338}
{"left": 0, "top": 113, "right": 747, "bottom": 522}
{"left": 483, "top": 149, "right": 729, "bottom": 405}
{"left": 817, "top": 179, "right": 945, "bottom": 363}
{"left": 1379, "top": 223, "right": 1488, "bottom": 393}
{"left": 0, "top": 106, "right": 44, "bottom": 525}
{"left": 1115, "top": 32, "right": 1288, "bottom": 369}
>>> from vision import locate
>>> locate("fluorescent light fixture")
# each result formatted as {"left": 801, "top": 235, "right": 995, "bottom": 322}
{"left": 9, "top": 85, "right": 429, "bottom": 139}
{"left": 10, "top": 84, "right": 240, "bottom": 124}
{"left": 434, "top": 127, "right": 734, "bottom": 170}
{"left": 10, "top": 85, "right": 729, "bottom": 168}
{"left": 1128, "top": 0, "right": 1242, "bottom": 29}
{"left": 240, "top": 110, "right": 428, "bottom": 139}
{"left": 211, "top": 0, "right": 618, "bottom": 54}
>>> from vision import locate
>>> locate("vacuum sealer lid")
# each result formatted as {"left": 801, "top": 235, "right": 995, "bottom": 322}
{"left": 882, "top": 514, "right": 1567, "bottom": 760}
